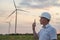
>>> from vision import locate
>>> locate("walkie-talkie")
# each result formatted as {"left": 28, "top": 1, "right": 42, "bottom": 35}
{"left": 33, "top": 19, "right": 36, "bottom": 27}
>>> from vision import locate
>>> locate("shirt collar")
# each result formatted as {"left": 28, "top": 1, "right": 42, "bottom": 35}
{"left": 42, "top": 24, "right": 50, "bottom": 28}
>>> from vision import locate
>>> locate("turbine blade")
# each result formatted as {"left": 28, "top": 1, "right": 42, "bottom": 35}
{"left": 7, "top": 10, "right": 16, "bottom": 18}
{"left": 17, "top": 9, "right": 29, "bottom": 12}
{"left": 13, "top": 0, "right": 16, "bottom": 8}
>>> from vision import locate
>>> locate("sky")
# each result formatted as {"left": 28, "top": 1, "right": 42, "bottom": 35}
{"left": 0, "top": 0, "right": 60, "bottom": 34}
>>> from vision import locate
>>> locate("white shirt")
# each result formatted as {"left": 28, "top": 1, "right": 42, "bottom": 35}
{"left": 38, "top": 24, "right": 57, "bottom": 40}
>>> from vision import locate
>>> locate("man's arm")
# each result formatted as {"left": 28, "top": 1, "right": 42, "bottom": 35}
{"left": 32, "top": 19, "right": 39, "bottom": 40}
{"left": 32, "top": 27, "right": 39, "bottom": 40}
{"left": 49, "top": 28, "right": 57, "bottom": 40}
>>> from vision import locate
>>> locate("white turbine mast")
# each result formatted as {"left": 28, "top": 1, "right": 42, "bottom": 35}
{"left": 7, "top": 0, "right": 29, "bottom": 34}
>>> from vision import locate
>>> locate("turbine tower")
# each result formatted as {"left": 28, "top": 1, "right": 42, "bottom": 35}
{"left": 4, "top": 20, "right": 11, "bottom": 34}
{"left": 6, "top": 21, "right": 11, "bottom": 34}
{"left": 7, "top": 0, "right": 28, "bottom": 34}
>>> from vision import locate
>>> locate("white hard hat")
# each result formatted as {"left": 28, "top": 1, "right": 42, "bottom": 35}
{"left": 40, "top": 12, "right": 51, "bottom": 20}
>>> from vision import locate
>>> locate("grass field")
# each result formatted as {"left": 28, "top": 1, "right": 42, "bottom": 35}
{"left": 0, "top": 34, "right": 60, "bottom": 40}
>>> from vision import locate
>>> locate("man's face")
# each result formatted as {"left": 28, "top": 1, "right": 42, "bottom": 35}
{"left": 39, "top": 17, "right": 48, "bottom": 25}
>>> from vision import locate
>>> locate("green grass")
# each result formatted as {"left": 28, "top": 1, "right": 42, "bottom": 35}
{"left": 57, "top": 35, "right": 60, "bottom": 40}
{"left": 0, "top": 34, "right": 60, "bottom": 40}
{"left": 0, "top": 34, "right": 34, "bottom": 40}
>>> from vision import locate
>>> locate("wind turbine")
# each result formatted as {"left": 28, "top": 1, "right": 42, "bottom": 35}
{"left": 6, "top": 21, "right": 11, "bottom": 34}
{"left": 4, "top": 20, "right": 11, "bottom": 34}
{"left": 7, "top": 0, "right": 29, "bottom": 34}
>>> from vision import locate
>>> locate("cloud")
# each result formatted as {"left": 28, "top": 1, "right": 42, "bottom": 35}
{"left": 0, "top": 10, "right": 6, "bottom": 17}
{"left": 19, "top": 0, "right": 60, "bottom": 8}
{"left": 20, "top": 0, "right": 31, "bottom": 6}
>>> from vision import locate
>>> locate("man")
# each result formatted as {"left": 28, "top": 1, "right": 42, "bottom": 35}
{"left": 32, "top": 12, "right": 57, "bottom": 40}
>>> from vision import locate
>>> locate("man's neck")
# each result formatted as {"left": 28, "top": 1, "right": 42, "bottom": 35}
{"left": 43, "top": 24, "right": 48, "bottom": 26}
{"left": 43, "top": 23, "right": 49, "bottom": 28}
